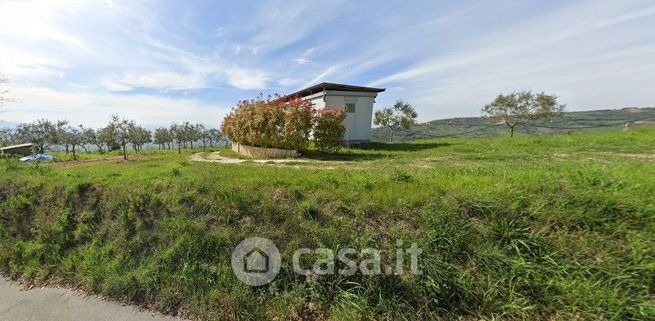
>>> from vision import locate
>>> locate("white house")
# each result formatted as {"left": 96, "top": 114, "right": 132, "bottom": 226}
{"left": 287, "top": 82, "right": 385, "bottom": 143}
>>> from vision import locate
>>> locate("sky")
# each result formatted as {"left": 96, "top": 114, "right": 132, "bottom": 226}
{"left": 1, "top": 0, "right": 654, "bottom": 128}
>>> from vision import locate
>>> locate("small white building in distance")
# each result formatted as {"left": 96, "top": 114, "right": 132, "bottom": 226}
{"left": 287, "top": 82, "right": 385, "bottom": 143}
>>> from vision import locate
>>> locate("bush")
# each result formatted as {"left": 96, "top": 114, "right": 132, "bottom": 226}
{"left": 222, "top": 95, "right": 344, "bottom": 152}
{"left": 282, "top": 96, "right": 314, "bottom": 150}
{"left": 3, "top": 157, "right": 21, "bottom": 171}
{"left": 222, "top": 95, "right": 313, "bottom": 150}
{"left": 313, "top": 107, "right": 346, "bottom": 152}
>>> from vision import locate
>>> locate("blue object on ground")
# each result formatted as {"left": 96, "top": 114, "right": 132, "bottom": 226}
{"left": 19, "top": 154, "right": 56, "bottom": 162}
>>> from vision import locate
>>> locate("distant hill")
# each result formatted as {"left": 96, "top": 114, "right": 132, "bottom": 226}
{"left": 371, "top": 107, "right": 655, "bottom": 142}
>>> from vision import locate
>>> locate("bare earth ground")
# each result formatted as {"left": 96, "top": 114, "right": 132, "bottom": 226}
{"left": 0, "top": 277, "right": 186, "bottom": 321}
{"left": 189, "top": 151, "right": 310, "bottom": 164}
{"left": 49, "top": 155, "right": 148, "bottom": 168}
{"left": 39, "top": 150, "right": 654, "bottom": 171}
{"left": 190, "top": 151, "right": 655, "bottom": 171}
{"left": 189, "top": 151, "right": 343, "bottom": 170}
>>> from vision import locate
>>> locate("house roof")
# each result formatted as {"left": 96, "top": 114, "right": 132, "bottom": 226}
{"left": 286, "top": 82, "right": 385, "bottom": 99}
{"left": 0, "top": 143, "right": 33, "bottom": 151}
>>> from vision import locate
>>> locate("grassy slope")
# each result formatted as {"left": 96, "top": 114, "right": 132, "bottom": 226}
{"left": 1, "top": 129, "right": 654, "bottom": 320}
{"left": 371, "top": 107, "right": 655, "bottom": 142}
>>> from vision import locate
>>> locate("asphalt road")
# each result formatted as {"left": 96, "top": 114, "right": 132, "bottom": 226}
{"left": 0, "top": 278, "right": 185, "bottom": 321}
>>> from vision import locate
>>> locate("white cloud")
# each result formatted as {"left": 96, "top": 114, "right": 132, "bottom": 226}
{"left": 103, "top": 72, "right": 208, "bottom": 92}
{"left": 294, "top": 57, "right": 310, "bottom": 65}
{"left": 0, "top": 47, "right": 64, "bottom": 78}
{"left": 0, "top": 0, "right": 90, "bottom": 52}
{"left": 101, "top": 79, "right": 133, "bottom": 92}
{"left": 225, "top": 68, "right": 268, "bottom": 90}
{"left": 2, "top": 0, "right": 655, "bottom": 125}
{"left": 366, "top": 0, "right": 655, "bottom": 121}
{"left": 278, "top": 77, "right": 300, "bottom": 87}
{"left": 293, "top": 47, "right": 315, "bottom": 65}
{"left": 301, "top": 64, "right": 341, "bottom": 88}
{"left": 132, "top": 35, "right": 270, "bottom": 90}
{"left": 3, "top": 85, "right": 229, "bottom": 128}
{"left": 244, "top": 3, "right": 342, "bottom": 54}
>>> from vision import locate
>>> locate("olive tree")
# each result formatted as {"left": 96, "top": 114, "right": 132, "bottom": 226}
{"left": 208, "top": 129, "right": 222, "bottom": 147}
{"left": 128, "top": 123, "right": 150, "bottom": 152}
{"left": 80, "top": 127, "right": 97, "bottom": 152}
{"left": 15, "top": 119, "right": 63, "bottom": 153}
{"left": 482, "top": 91, "right": 565, "bottom": 137}
{"left": 53, "top": 120, "right": 70, "bottom": 153}
{"left": 105, "top": 115, "right": 132, "bottom": 159}
{"left": 62, "top": 125, "right": 84, "bottom": 160}
{"left": 0, "top": 128, "right": 14, "bottom": 147}
{"left": 154, "top": 127, "right": 171, "bottom": 150}
{"left": 373, "top": 100, "right": 418, "bottom": 142}
{"left": 185, "top": 122, "right": 199, "bottom": 149}
{"left": 196, "top": 124, "right": 211, "bottom": 151}
{"left": 170, "top": 123, "right": 184, "bottom": 153}
{"left": 97, "top": 126, "right": 119, "bottom": 152}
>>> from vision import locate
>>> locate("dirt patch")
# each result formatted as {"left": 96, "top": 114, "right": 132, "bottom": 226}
{"left": 48, "top": 155, "right": 153, "bottom": 168}
{"left": 616, "top": 153, "right": 655, "bottom": 160}
{"left": 190, "top": 152, "right": 346, "bottom": 170}
{"left": 191, "top": 152, "right": 309, "bottom": 165}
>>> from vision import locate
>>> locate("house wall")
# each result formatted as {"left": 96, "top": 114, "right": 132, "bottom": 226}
{"left": 306, "top": 90, "right": 378, "bottom": 142}
{"left": 232, "top": 142, "right": 300, "bottom": 158}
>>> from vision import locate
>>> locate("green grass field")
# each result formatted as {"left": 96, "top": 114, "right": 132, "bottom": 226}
{"left": 1, "top": 128, "right": 654, "bottom": 320}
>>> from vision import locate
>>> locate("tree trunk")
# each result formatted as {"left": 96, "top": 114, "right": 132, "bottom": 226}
{"left": 202, "top": 141, "right": 206, "bottom": 151}
{"left": 509, "top": 125, "right": 515, "bottom": 137}
{"left": 178, "top": 141, "right": 181, "bottom": 154}
{"left": 72, "top": 145, "right": 76, "bottom": 160}
{"left": 389, "top": 128, "right": 395, "bottom": 142}
{"left": 122, "top": 145, "right": 127, "bottom": 160}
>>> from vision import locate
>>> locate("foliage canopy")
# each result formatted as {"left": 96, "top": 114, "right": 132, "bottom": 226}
{"left": 374, "top": 100, "right": 418, "bottom": 142}
{"left": 482, "top": 91, "right": 565, "bottom": 137}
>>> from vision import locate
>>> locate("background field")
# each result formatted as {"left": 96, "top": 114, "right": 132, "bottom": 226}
{"left": 371, "top": 107, "right": 655, "bottom": 141}
{"left": 1, "top": 128, "right": 654, "bottom": 320}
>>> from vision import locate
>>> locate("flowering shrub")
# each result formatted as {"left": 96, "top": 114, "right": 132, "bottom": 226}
{"left": 222, "top": 95, "right": 313, "bottom": 150}
{"left": 313, "top": 107, "right": 346, "bottom": 152}
{"left": 282, "top": 96, "right": 314, "bottom": 150}
{"left": 223, "top": 94, "right": 346, "bottom": 152}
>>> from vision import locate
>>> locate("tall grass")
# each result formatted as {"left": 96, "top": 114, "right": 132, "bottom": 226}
{"left": 0, "top": 128, "right": 654, "bottom": 320}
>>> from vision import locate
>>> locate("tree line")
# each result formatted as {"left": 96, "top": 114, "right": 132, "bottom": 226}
{"left": 373, "top": 92, "right": 564, "bottom": 141}
{"left": 0, "top": 115, "right": 223, "bottom": 160}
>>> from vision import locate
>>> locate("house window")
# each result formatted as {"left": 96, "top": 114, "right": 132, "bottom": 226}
{"left": 345, "top": 103, "right": 356, "bottom": 113}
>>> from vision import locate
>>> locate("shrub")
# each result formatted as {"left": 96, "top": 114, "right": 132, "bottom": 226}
{"left": 222, "top": 95, "right": 313, "bottom": 150}
{"left": 3, "top": 157, "right": 21, "bottom": 171}
{"left": 313, "top": 107, "right": 346, "bottom": 152}
{"left": 222, "top": 95, "right": 344, "bottom": 152}
{"left": 281, "top": 96, "right": 314, "bottom": 150}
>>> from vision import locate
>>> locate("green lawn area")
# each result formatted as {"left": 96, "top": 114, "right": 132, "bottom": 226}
{"left": 1, "top": 128, "right": 654, "bottom": 320}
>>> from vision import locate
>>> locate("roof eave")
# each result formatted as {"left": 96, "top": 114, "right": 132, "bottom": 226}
{"left": 285, "top": 82, "right": 385, "bottom": 99}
